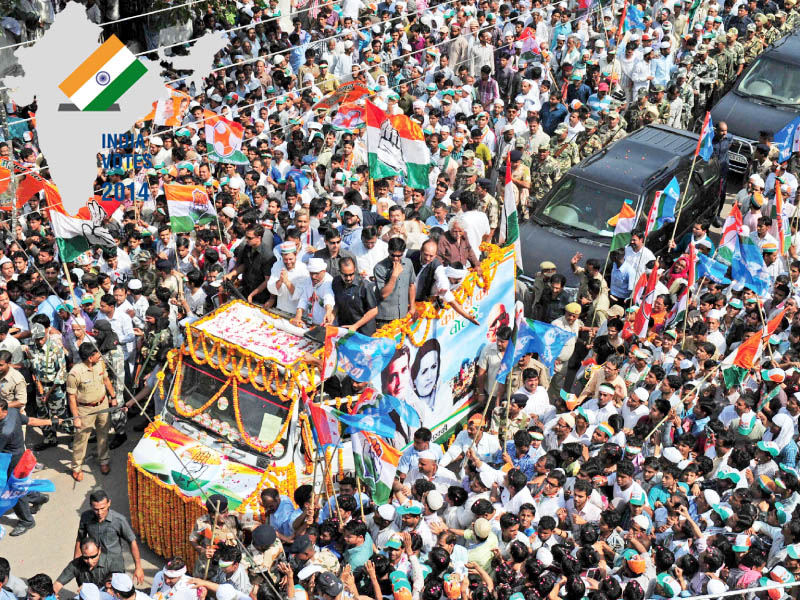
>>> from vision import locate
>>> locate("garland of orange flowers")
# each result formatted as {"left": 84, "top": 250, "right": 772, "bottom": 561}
{"left": 231, "top": 378, "right": 297, "bottom": 454}
{"left": 298, "top": 414, "right": 315, "bottom": 474}
{"left": 172, "top": 356, "right": 235, "bottom": 417}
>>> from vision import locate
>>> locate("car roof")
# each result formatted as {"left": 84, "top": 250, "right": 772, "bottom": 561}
{"left": 570, "top": 125, "right": 699, "bottom": 193}
{"left": 765, "top": 29, "right": 800, "bottom": 62}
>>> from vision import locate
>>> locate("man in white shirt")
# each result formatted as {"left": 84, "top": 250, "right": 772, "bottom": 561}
{"left": 563, "top": 479, "right": 603, "bottom": 536}
{"left": 97, "top": 293, "right": 137, "bottom": 379}
{"left": 350, "top": 228, "right": 389, "bottom": 279}
{"left": 623, "top": 230, "right": 656, "bottom": 280}
{"left": 293, "top": 258, "right": 335, "bottom": 327}
{"left": 460, "top": 194, "right": 491, "bottom": 257}
{"left": 266, "top": 242, "right": 310, "bottom": 314}
{"left": 440, "top": 414, "right": 501, "bottom": 471}
{"left": 515, "top": 368, "right": 553, "bottom": 424}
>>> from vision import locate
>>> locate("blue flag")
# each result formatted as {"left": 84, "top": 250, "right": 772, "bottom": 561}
{"left": 657, "top": 177, "right": 680, "bottom": 228}
{"left": 496, "top": 319, "right": 537, "bottom": 384}
{"left": 285, "top": 168, "right": 310, "bottom": 193}
{"left": 696, "top": 252, "right": 731, "bottom": 285}
{"left": 338, "top": 392, "right": 420, "bottom": 436}
{"left": 336, "top": 332, "right": 397, "bottom": 382}
{"left": 625, "top": 4, "right": 644, "bottom": 30}
{"left": 698, "top": 113, "right": 714, "bottom": 162}
{"left": 732, "top": 235, "right": 770, "bottom": 296}
{"left": 774, "top": 117, "right": 800, "bottom": 163}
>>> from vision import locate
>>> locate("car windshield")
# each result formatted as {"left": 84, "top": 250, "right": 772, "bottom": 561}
{"left": 737, "top": 56, "right": 800, "bottom": 106}
{"left": 536, "top": 175, "right": 636, "bottom": 236}
{"left": 168, "top": 360, "right": 292, "bottom": 459}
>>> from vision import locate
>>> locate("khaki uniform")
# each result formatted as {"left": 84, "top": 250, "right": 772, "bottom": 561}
{"left": 624, "top": 102, "right": 650, "bottom": 132}
{"left": 576, "top": 131, "right": 603, "bottom": 160}
{"left": 490, "top": 406, "right": 530, "bottom": 439}
{"left": 744, "top": 35, "right": 763, "bottom": 62}
{"left": 510, "top": 163, "right": 531, "bottom": 218}
{"left": 190, "top": 514, "right": 242, "bottom": 577}
{"left": 0, "top": 367, "right": 27, "bottom": 409}
{"left": 550, "top": 139, "right": 579, "bottom": 173}
{"left": 66, "top": 360, "right": 111, "bottom": 472}
{"left": 479, "top": 193, "right": 501, "bottom": 232}
{"left": 529, "top": 156, "right": 561, "bottom": 206}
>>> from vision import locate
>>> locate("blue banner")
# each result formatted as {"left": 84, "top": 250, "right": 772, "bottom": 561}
{"left": 733, "top": 236, "right": 770, "bottom": 296}
{"left": 336, "top": 332, "right": 397, "bottom": 383}
{"left": 696, "top": 252, "right": 731, "bottom": 285}
{"left": 526, "top": 320, "right": 577, "bottom": 374}
{"left": 0, "top": 453, "right": 55, "bottom": 517}
{"left": 657, "top": 177, "right": 680, "bottom": 228}
{"left": 497, "top": 318, "right": 537, "bottom": 384}
{"left": 699, "top": 114, "right": 714, "bottom": 162}
{"left": 336, "top": 393, "right": 419, "bottom": 437}
{"left": 774, "top": 117, "right": 800, "bottom": 163}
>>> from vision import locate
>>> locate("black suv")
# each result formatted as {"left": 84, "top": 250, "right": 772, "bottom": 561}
{"left": 710, "top": 29, "right": 800, "bottom": 174}
{"left": 520, "top": 124, "right": 721, "bottom": 286}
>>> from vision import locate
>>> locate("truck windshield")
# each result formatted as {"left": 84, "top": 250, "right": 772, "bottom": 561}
{"left": 536, "top": 175, "right": 636, "bottom": 236}
{"left": 168, "top": 360, "right": 292, "bottom": 459}
{"left": 737, "top": 56, "right": 800, "bottom": 106}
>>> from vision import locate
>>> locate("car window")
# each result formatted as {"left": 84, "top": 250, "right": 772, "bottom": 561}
{"left": 737, "top": 56, "right": 800, "bottom": 106}
{"left": 695, "top": 159, "right": 720, "bottom": 188}
{"left": 538, "top": 175, "right": 636, "bottom": 236}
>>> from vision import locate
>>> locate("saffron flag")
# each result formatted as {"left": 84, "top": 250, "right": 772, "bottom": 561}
{"left": 696, "top": 112, "right": 714, "bottom": 162}
{"left": 58, "top": 35, "right": 147, "bottom": 111}
{"left": 717, "top": 203, "right": 743, "bottom": 265}
{"left": 352, "top": 430, "right": 401, "bottom": 505}
{"left": 633, "top": 259, "right": 659, "bottom": 339}
{"left": 365, "top": 100, "right": 431, "bottom": 189}
{"left": 501, "top": 152, "right": 522, "bottom": 267}
{"left": 312, "top": 81, "right": 371, "bottom": 111}
{"left": 608, "top": 200, "right": 637, "bottom": 251}
{"left": 164, "top": 184, "right": 218, "bottom": 233}
{"left": 764, "top": 309, "right": 786, "bottom": 338}
{"left": 631, "top": 271, "right": 648, "bottom": 306}
{"left": 303, "top": 392, "right": 341, "bottom": 448}
{"left": 205, "top": 111, "right": 248, "bottom": 165}
{"left": 47, "top": 194, "right": 116, "bottom": 262}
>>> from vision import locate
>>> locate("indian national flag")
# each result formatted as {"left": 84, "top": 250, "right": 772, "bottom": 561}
{"left": 352, "top": 430, "right": 401, "bottom": 505}
{"left": 365, "top": 100, "right": 430, "bottom": 189}
{"left": 721, "top": 331, "right": 763, "bottom": 388}
{"left": 608, "top": 200, "right": 637, "bottom": 251}
{"left": 717, "top": 203, "right": 742, "bottom": 265}
{"left": 666, "top": 287, "right": 688, "bottom": 329}
{"left": 164, "top": 184, "right": 218, "bottom": 233}
{"left": 501, "top": 153, "right": 522, "bottom": 267}
{"left": 58, "top": 35, "right": 147, "bottom": 111}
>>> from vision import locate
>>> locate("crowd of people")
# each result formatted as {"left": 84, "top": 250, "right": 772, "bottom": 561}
{"left": 2, "top": 0, "right": 800, "bottom": 599}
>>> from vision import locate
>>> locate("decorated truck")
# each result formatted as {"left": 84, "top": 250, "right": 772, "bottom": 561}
{"left": 127, "top": 243, "right": 516, "bottom": 563}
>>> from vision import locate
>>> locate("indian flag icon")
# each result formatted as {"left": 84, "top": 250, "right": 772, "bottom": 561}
{"left": 59, "top": 35, "right": 147, "bottom": 111}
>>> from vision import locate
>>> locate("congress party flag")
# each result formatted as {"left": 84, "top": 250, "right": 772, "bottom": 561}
{"left": 335, "top": 330, "right": 397, "bottom": 383}
{"left": 143, "top": 85, "right": 192, "bottom": 126}
{"left": 501, "top": 152, "right": 522, "bottom": 267}
{"left": 717, "top": 203, "right": 743, "bottom": 265}
{"left": 205, "top": 112, "right": 248, "bottom": 165}
{"left": 332, "top": 103, "right": 366, "bottom": 131}
{"left": 366, "top": 100, "right": 431, "bottom": 189}
{"left": 352, "top": 430, "right": 401, "bottom": 505}
{"left": 696, "top": 112, "right": 714, "bottom": 162}
{"left": 47, "top": 193, "right": 116, "bottom": 262}
{"left": 59, "top": 35, "right": 147, "bottom": 111}
{"left": 608, "top": 200, "right": 637, "bottom": 251}
{"left": 666, "top": 288, "right": 688, "bottom": 329}
{"left": 721, "top": 332, "right": 762, "bottom": 387}
{"left": 633, "top": 259, "right": 659, "bottom": 339}
{"left": 164, "top": 184, "right": 218, "bottom": 233}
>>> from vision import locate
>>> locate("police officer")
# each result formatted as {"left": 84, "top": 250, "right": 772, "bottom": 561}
{"left": 28, "top": 323, "right": 71, "bottom": 451}
{"left": 66, "top": 342, "right": 117, "bottom": 482}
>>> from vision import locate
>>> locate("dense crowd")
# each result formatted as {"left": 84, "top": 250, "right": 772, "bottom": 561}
{"left": 2, "top": 0, "right": 800, "bottom": 599}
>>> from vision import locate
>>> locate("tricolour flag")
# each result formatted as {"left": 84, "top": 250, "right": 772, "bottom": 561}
{"left": 608, "top": 200, "right": 637, "bottom": 251}
{"left": 164, "top": 184, "right": 218, "bottom": 233}
{"left": 717, "top": 203, "right": 743, "bottom": 265}
{"left": 365, "top": 100, "right": 431, "bottom": 189}
{"left": 721, "top": 332, "right": 762, "bottom": 388}
{"left": 696, "top": 112, "right": 714, "bottom": 162}
{"left": 633, "top": 259, "right": 659, "bottom": 339}
{"left": 332, "top": 103, "right": 366, "bottom": 131}
{"left": 47, "top": 194, "right": 115, "bottom": 262}
{"left": 205, "top": 111, "right": 248, "bottom": 165}
{"left": 58, "top": 35, "right": 147, "bottom": 112}
{"left": 631, "top": 271, "right": 648, "bottom": 306}
{"left": 352, "top": 430, "right": 401, "bottom": 505}
{"left": 666, "top": 288, "right": 688, "bottom": 329}
{"left": 501, "top": 152, "right": 522, "bottom": 268}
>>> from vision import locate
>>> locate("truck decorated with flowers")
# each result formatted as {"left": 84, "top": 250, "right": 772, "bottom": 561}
{"left": 126, "top": 243, "right": 516, "bottom": 563}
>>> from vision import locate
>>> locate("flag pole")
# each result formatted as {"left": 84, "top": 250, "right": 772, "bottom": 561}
{"left": 61, "top": 261, "right": 80, "bottom": 312}
{"left": 756, "top": 299, "right": 777, "bottom": 361}
{"left": 500, "top": 367, "right": 514, "bottom": 448}
{"left": 680, "top": 286, "right": 692, "bottom": 349}
{"left": 671, "top": 113, "right": 708, "bottom": 244}
{"left": 356, "top": 476, "right": 366, "bottom": 521}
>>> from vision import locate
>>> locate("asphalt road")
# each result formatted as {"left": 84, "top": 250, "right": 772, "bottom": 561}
{"left": 2, "top": 418, "right": 162, "bottom": 596}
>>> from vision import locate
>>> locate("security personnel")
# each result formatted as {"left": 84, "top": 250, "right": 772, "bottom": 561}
{"left": 651, "top": 85, "right": 671, "bottom": 124}
{"left": 624, "top": 88, "right": 651, "bottom": 132}
{"left": 550, "top": 123, "right": 579, "bottom": 173}
{"left": 576, "top": 118, "right": 603, "bottom": 160}
{"left": 598, "top": 111, "right": 627, "bottom": 145}
{"left": 711, "top": 35, "right": 732, "bottom": 102}
{"left": 691, "top": 44, "right": 717, "bottom": 114}
{"left": 28, "top": 323, "right": 71, "bottom": 451}
{"left": 189, "top": 494, "right": 242, "bottom": 579}
{"left": 529, "top": 146, "right": 561, "bottom": 207}
{"left": 726, "top": 28, "right": 746, "bottom": 83}
{"left": 674, "top": 68, "right": 695, "bottom": 130}
{"left": 66, "top": 342, "right": 117, "bottom": 482}
{"left": 743, "top": 23, "right": 762, "bottom": 63}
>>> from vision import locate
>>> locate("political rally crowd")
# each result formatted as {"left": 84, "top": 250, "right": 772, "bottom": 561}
{"left": 2, "top": 0, "right": 800, "bottom": 600}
